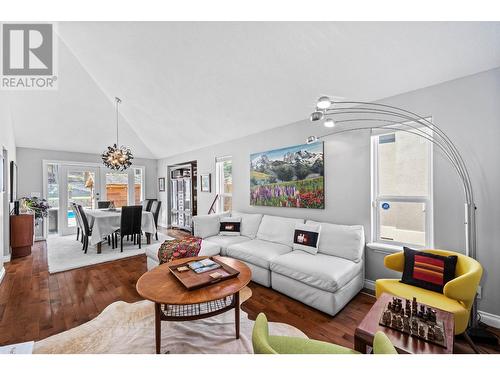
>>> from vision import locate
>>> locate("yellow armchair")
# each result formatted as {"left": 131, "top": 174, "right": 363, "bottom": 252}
{"left": 375, "top": 249, "right": 482, "bottom": 335}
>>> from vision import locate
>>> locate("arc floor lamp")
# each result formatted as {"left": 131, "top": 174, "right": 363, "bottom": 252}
{"left": 306, "top": 96, "right": 495, "bottom": 346}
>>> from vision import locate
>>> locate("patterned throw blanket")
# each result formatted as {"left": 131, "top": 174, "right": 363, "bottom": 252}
{"left": 157, "top": 237, "right": 203, "bottom": 265}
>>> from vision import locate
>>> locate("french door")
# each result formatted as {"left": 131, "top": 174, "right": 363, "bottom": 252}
{"left": 59, "top": 165, "right": 101, "bottom": 236}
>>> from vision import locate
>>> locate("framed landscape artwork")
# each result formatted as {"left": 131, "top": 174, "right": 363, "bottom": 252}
{"left": 250, "top": 142, "right": 324, "bottom": 209}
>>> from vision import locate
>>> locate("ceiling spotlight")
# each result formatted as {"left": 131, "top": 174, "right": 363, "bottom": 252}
{"left": 316, "top": 96, "right": 332, "bottom": 110}
{"left": 306, "top": 135, "right": 318, "bottom": 144}
{"left": 324, "top": 118, "right": 335, "bottom": 128}
{"left": 310, "top": 111, "right": 324, "bottom": 122}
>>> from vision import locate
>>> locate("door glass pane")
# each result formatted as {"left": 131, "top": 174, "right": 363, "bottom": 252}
{"left": 106, "top": 172, "right": 128, "bottom": 208}
{"left": 223, "top": 160, "right": 232, "bottom": 194}
{"left": 134, "top": 168, "right": 143, "bottom": 204}
{"left": 67, "top": 170, "right": 96, "bottom": 227}
{"left": 223, "top": 196, "right": 232, "bottom": 212}
{"left": 47, "top": 164, "right": 59, "bottom": 234}
{"left": 379, "top": 201, "right": 426, "bottom": 246}
{"left": 378, "top": 132, "right": 429, "bottom": 197}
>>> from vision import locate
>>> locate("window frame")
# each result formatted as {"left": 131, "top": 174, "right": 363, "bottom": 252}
{"left": 370, "top": 122, "right": 434, "bottom": 249}
{"left": 215, "top": 155, "right": 232, "bottom": 214}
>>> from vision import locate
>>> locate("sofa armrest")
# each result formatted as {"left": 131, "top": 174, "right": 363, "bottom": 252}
{"left": 443, "top": 265, "right": 482, "bottom": 306}
{"left": 384, "top": 252, "right": 404, "bottom": 273}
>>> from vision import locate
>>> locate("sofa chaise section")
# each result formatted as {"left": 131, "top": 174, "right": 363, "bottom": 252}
{"left": 270, "top": 221, "right": 365, "bottom": 316}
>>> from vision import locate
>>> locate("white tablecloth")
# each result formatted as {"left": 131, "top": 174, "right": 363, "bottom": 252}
{"left": 85, "top": 208, "right": 156, "bottom": 245}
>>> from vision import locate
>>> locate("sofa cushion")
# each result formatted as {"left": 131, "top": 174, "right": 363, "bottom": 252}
{"left": 219, "top": 217, "right": 241, "bottom": 236}
{"left": 293, "top": 223, "right": 321, "bottom": 254}
{"left": 193, "top": 214, "right": 223, "bottom": 239}
{"left": 257, "top": 215, "right": 304, "bottom": 247}
{"left": 306, "top": 220, "right": 364, "bottom": 262}
{"left": 231, "top": 211, "right": 263, "bottom": 239}
{"left": 204, "top": 235, "right": 251, "bottom": 253}
{"left": 270, "top": 251, "right": 363, "bottom": 293}
{"left": 226, "top": 239, "right": 292, "bottom": 269}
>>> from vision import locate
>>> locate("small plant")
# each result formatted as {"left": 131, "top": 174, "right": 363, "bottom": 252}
{"left": 21, "top": 196, "right": 50, "bottom": 220}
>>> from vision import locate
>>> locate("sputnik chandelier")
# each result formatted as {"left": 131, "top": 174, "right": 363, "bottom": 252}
{"left": 101, "top": 97, "right": 134, "bottom": 171}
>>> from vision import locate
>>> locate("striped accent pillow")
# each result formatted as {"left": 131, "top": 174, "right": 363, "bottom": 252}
{"left": 401, "top": 247, "right": 457, "bottom": 293}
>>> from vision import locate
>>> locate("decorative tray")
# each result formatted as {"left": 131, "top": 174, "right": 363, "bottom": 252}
{"left": 168, "top": 257, "right": 240, "bottom": 290}
{"left": 379, "top": 296, "right": 447, "bottom": 348}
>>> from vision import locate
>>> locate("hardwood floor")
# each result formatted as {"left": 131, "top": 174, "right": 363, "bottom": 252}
{"left": 1, "top": 227, "right": 499, "bottom": 354}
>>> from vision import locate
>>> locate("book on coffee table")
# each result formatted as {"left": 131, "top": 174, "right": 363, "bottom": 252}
{"left": 187, "top": 258, "right": 222, "bottom": 274}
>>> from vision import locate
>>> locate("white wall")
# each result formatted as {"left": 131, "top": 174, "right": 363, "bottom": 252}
{"left": 0, "top": 95, "right": 17, "bottom": 274}
{"left": 15, "top": 147, "right": 158, "bottom": 217}
{"left": 158, "top": 67, "right": 500, "bottom": 317}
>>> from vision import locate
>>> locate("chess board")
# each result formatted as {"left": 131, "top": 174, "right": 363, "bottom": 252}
{"left": 378, "top": 297, "right": 447, "bottom": 348}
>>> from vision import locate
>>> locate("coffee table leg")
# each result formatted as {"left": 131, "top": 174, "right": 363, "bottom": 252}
{"left": 146, "top": 233, "right": 151, "bottom": 245}
{"left": 235, "top": 292, "right": 240, "bottom": 339}
{"left": 97, "top": 242, "right": 102, "bottom": 254}
{"left": 155, "top": 303, "right": 161, "bottom": 354}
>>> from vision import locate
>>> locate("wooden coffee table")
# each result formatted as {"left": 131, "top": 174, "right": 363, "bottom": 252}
{"left": 354, "top": 293, "right": 454, "bottom": 354}
{"left": 136, "top": 256, "right": 252, "bottom": 354}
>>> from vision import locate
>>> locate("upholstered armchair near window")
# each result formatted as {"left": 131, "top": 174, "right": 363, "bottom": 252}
{"left": 252, "top": 313, "right": 397, "bottom": 354}
{"left": 375, "top": 249, "right": 483, "bottom": 335}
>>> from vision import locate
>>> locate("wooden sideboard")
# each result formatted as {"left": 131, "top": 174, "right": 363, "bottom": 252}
{"left": 10, "top": 214, "right": 34, "bottom": 258}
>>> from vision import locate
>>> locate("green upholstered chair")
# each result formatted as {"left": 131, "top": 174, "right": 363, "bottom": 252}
{"left": 252, "top": 313, "right": 397, "bottom": 354}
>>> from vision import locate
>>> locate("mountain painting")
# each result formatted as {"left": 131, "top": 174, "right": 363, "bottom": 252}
{"left": 250, "top": 142, "right": 324, "bottom": 209}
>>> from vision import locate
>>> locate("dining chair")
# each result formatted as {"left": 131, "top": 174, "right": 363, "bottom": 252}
{"left": 150, "top": 200, "right": 162, "bottom": 240}
{"left": 70, "top": 202, "right": 84, "bottom": 243}
{"left": 142, "top": 199, "right": 157, "bottom": 212}
{"left": 97, "top": 200, "right": 112, "bottom": 209}
{"left": 76, "top": 204, "right": 93, "bottom": 253}
{"left": 115, "top": 205, "right": 143, "bottom": 252}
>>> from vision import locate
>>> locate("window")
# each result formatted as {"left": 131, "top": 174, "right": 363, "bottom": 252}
{"left": 134, "top": 168, "right": 144, "bottom": 204}
{"left": 215, "top": 156, "right": 232, "bottom": 213}
{"left": 105, "top": 172, "right": 129, "bottom": 208}
{"left": 371, "top": 126, "right": 433, "bottom": 248}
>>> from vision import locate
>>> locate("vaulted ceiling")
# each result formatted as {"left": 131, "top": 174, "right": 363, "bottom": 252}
{"left": 6, "top": 22, "right": 500, "bottom": 159}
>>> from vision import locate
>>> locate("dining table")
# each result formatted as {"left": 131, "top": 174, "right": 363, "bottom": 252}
{"left": 84, "top": 208, "right": 156, "bottom": 254}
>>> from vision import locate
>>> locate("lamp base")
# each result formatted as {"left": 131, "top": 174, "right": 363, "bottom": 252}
{"left": 466, "top": 326, "right": 499, "bottom": 346}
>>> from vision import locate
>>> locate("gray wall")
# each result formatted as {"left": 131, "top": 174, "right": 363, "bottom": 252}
{"left": 158, "top": 67, "right": 500, "bottom": 316}
{"left": 0, "top": 96, "right": 17, "bottom": 263}
{"left": 16, "top": 146, "right": 158, "bottom": 207}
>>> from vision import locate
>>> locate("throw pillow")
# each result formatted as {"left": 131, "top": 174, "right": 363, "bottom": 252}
{"left": 401, "top": 247, "right": 457, "bottom": 293}
{"left": 220, "top": 217, "right": 242, "bottom": 236}
{"left": 293, "top": 223, "right": 321, "bottom": 254}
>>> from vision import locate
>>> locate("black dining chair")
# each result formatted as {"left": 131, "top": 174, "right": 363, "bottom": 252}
{"left": 71, "top": 202, "right": 84, "bottom": 243}
{"left": 76, "top": 204, "right": 92, "bottom": 253}
{"left": 150, "top": 200, "right": 162, "bottom": 240}
{"left": 115, "top": 205, "right": 143, "bottom": 252}
{"left": 141, "top": 199, "right": 157, "bottom": 212}
{"left": 97, "top": 200, "right": 112, "bottom": 209}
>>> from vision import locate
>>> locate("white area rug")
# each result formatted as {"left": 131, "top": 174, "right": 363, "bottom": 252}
{"left": 47, "top": 232, "right": 172, "bottom": 273}
{"left": 33, "top": 288, "right": 307, "bottom": 354}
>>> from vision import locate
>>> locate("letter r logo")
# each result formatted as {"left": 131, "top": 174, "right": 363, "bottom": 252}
{"left": 2, "top": 24, "right": 53, "bottom": 75}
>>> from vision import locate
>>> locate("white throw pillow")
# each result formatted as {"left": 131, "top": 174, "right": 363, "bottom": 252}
{"left": 306, "top": 220, "right": 365, "bottom": 262}
{"left": 231, "top": 211, "right": 263, "bottom": 239}
{"left": 293, "top": 223, "right": 321, "bottom": 254}
{"left": 192, "top": 214, "right": 221, "bottom": 239}
{"left": 220, "top": 217, "right": 242, "bottom": 236}
{"left": 256, "top": 215, "right": 304, "bottom": 247}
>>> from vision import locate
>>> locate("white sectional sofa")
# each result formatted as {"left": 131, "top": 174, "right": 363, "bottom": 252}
{"left": 146, "top": 211, "right": 365, "bottom": 316}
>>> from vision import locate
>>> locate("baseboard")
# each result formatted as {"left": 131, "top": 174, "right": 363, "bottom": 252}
{"left": 0, "top": 267, "right": 5, "bottom": 285}
{"left": 479, "top": 310, "right": 500, "bottom": 329}
{"left": 364, "top": 279, "right": 375, "bottom": 291}
{"left": 364, "top": 279, "right": 500, "bottom": 329}
{"left": 3, "top": 254, "right": 10, "bottom": 263}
